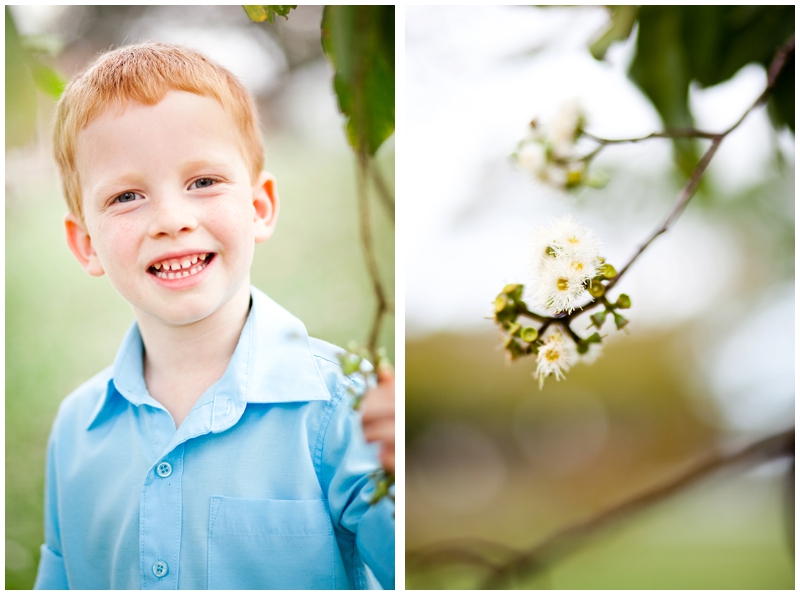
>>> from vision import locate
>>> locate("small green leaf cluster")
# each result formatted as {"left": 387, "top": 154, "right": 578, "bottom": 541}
{"left": 337, "top": 343, "right": 394, "bottom": 507}
{"left": 242, "top": 5, "right": 296, "bottom": 24}
{"left": 493, "top": 284, "right": 539, "bottom": 361}
{"left": 590, "top": 292, "right": 632, "bottom": 333}
{"left": 492, "top": 267, "right": 632, "bottom": 385}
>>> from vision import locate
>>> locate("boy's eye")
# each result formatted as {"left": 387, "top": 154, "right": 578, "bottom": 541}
{"left": 115, "top": 191, "right": 142, "bottom": 203}
{"left": 191, "top": 178, "right": 216, "bottom": 189}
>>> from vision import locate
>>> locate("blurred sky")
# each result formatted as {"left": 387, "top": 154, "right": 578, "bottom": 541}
{"left": 404, "top": 6, "right": 794, "bottom": 437}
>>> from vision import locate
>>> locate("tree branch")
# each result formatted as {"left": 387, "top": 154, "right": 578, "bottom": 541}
{"left": 368, "top": 158, "right": 395, "bottom": 223}
{"left": 356, "top": 152, "right": 391, "bottom": 359}
{"left": 407, "top": 427, "right": 795, "bottom": 588}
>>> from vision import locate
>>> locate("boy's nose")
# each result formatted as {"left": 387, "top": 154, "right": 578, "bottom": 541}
{"left": 147, "top": 196, "right": 199, "bottom": 238}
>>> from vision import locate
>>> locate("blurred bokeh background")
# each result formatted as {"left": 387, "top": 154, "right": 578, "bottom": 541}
{"left": 5, "top": 6, "right": 393, "bottom": 589}
{"left": 405, "top": 6, "right": 793, "bottom": 589}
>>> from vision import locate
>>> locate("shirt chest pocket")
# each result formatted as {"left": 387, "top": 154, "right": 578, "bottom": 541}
{"left": 208, "top": 496, "right": 340, "bottom": 589}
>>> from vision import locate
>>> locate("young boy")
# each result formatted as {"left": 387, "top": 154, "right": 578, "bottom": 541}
{"left": 33, "top": 42, "right": 395, "bottom": 590}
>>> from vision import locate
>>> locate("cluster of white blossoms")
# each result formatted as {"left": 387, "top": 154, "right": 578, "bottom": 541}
{"left": 534, "top": 328, "right": 575, "bottom": 389}
{"left": 514, "top": 100, "right": 587, "bottom": 190}
{"left": 527, "top": 214, "right": 602, "bottom": 315}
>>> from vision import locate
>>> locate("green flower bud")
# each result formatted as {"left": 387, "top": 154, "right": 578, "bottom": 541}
{"left": 576, "top": 342, "right": 589, "bottom": 354}
{"left": 504, "top": 338, "right": 524, "bottom": 359}
{"left": 494, "top": 294, "right": 508, "bottom": 314}
{"left": 340, "top": 353, "right": 362, "bottom": 376}
{"left": 588, "top": 280, "right": 605, "bottom": 298}
{"left": 565, "top": 169, "right": 583, "bottom": 188}
{"left": 590, "top": 310, "right": 607, "bottom": 329}
{"left": 585, "top": 332, "right": 602, "bottom": 344}
{"left": 616, "top": 294, "right": 631, "bottom": 309}
{"left": 520, "top": 327, "right": 538, "bottom": 343}
{"left": 509, "top": 322, "right": 522, "bottom": 336}
{"left": 599, "top": 263, "right": 617, "bottom": 279}
{"left": 613, "top": 312, "right": 629, "bottom": 330}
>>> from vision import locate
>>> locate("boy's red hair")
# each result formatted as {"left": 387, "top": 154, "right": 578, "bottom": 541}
{"left": 54, "top": 42, "right": 264, "bottom": 221}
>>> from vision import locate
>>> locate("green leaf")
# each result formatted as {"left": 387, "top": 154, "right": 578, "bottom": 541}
{"left": 30, "top": 62, "right": 66, "bottom": 99}
{"left": 321, "top": 6, "right": 395, "bottom": 156}
{"left": 590, "top": 6, "right": 639, "bottom": 60}
{"left": 628, "top": 6, "right": 795, "bottom": 169}
{"left": 767, "top": 47, "right": 794, "bottom": 133}
{"left": 629, "top": 6, "right": 699, "bottom": 177}
{"left": 243, "top": 5, "right": 296, "bottom": 24}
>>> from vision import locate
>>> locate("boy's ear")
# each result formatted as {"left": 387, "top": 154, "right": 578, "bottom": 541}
{"left": 252, "top": 171, "right": 280, "bottom": 244}
{"left": 64, "top": 213, "right": 105, "bottom": 277}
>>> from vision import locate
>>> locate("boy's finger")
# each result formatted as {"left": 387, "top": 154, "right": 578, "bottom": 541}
{"left": 361, "top": 391, "right": 395, "bottom": 420}
{"left": 380, "top": 450, "right": 395, "bottom": 475}
{"left": 362, "top": 418, "right": 395, "bottom": 444}
{"left": 376, "top": 363, "right": 394, "bottom": 384}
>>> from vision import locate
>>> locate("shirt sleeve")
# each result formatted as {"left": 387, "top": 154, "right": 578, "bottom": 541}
{"left": 316, "top": 383, "right": 395, "bottom": 590}
{"left": 34, "top": 427, "right": 69, "bottom": 589}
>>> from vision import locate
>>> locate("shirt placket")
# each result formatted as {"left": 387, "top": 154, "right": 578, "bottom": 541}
{"left": 140, "top": 441, "right": 185, "bottom": 589}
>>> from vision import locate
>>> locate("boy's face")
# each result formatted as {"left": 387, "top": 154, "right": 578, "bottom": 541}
{"left": 66, "top": 90, "right": 278, "bottom": 328}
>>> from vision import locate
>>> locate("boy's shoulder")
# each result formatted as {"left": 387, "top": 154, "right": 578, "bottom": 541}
{"left": 306, "top": 336, "right": 365, "bottom": 401}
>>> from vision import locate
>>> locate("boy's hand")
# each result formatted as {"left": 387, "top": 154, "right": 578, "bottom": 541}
{"left": 360, "top": 365, "right": 395, "bottom": 475}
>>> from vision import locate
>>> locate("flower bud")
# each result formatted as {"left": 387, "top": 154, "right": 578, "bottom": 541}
{"left": 585, "top": 332, "right": 602, "bottom": 344}
{"left": 576, "top": 342, "right": 589, "bottom": 354}
{"left": 565, "top": 169, "right": 583, "bottom": 188}
{"left": 520, "top": 327, "right": 538, "bottom": 343}
{"left": 590, "top": 310, "right": 607, "bottom": 328}
{"left": 494, "top": 294, "right": 508, "bottom": 314}
{"left": 599, "top": 263, "right": 617, "bottom": 279}
{"left": 613, "top": 312, "right": 629, "bottom": 330}
{"left": 508, "top": 322, "right": 522, "bottom": 336}
{"left": 616, "top": 294, "right": 631, "bottom": 309}
{"left": 588, "top": 280, "right": 605, "bottom": 298}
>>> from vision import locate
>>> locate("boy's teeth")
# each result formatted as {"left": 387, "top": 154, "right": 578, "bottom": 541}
{"left": 151, "top": 253, "right": 211, "bottom": 279}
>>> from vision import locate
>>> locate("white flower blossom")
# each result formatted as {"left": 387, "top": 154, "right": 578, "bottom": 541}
{"left": 527, "top": 215, "right": 602, "bottom": 314}
{"left": 532, "top": 257, "right": 588, "bottom": 314}
{"left": 535, "top": 328, "right": 576, "bottom": 389}
{"left": 514, "top": 101, "right": 589, "bottom": 190}
{"left": 549, "top": 99, "right": 585, "bottom": 160}
{"left": 516, "top": 141, "right": 547, "bottom": 178}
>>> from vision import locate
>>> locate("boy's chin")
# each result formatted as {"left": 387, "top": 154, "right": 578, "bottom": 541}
{"left": 134, "top": 284, "right": 252, "bottom": 329}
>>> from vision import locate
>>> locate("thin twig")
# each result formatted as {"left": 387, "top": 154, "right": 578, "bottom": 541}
{"left": 368, "top": 159, "right": 395, "bottom": 223}
{"left": 605, "top": 34, "right": 793, "bottom": 293}
{"left": 356, "top": 152, "right": 389, "bottom": 359}
{"left": 407, "top": 427, "right": 794, "bottom": 588}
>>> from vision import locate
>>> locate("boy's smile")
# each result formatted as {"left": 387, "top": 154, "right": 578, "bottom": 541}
{"left": 65, "top": 90, "right": 277, "bottom": 328}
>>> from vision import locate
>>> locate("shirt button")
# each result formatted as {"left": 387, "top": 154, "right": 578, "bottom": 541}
{"left": 156, "top": 462, "right": 172, "bottom": 478}
{"left": 152, "top": 560, "right": 168, "bottom": 578}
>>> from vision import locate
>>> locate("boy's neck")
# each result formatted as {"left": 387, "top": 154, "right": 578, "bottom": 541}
{"left": 136, "top": 281, "right": 252, "bottom": 429}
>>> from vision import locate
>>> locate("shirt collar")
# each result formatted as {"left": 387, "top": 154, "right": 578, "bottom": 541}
{"left": 87, "top": 286, "right": 331, "bottom": 430}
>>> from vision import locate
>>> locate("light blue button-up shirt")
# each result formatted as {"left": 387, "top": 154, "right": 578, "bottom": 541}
{"left": 34, "top": 286, "right": 394, "bottom": 589}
